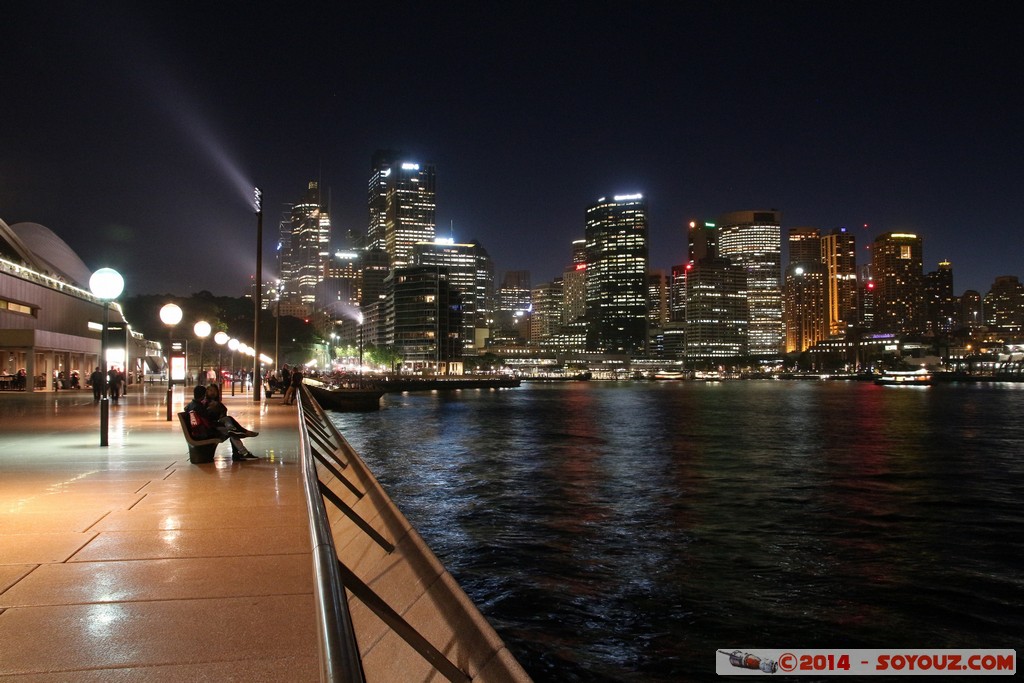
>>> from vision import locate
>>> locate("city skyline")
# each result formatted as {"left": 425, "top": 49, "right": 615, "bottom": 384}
{"left": 3, "top": 4, "right": 1020, "bottom": 298}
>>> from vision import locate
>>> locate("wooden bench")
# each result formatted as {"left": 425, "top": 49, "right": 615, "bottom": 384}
{"left": 177, "top": 411, "right": 227, "bottom": 463}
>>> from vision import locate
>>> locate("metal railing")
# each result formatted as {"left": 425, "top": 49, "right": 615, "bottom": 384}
{"left": 296, "top": 384, "right": 473, "bottom": 683}
{"left": 297, "top": 387, "right": 366, "bottom": 683}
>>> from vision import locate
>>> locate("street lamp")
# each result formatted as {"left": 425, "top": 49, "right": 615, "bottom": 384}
{"left": 214, "top": 331, "right": 228, "bottom": 390}
{"left": 253, "top": 186, "right": 263, "bottom": 404}
{"left": 194, "top": 320, "right": 211, "bottom": 384}
{"left": 89, "top": 267, "right": 124, "bottom": 447}
{"left": 228, "top": 338, "right": 239, "bottom": 396}
{"left": 159, "top": 303, "right": 183, "bottom": 421}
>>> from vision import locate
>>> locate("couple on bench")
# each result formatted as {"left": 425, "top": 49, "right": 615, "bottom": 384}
{"left": 185, "top": 384, "right": 259, "bottom": 461}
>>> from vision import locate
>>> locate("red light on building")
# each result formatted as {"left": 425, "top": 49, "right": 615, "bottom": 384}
{"left": 575, "top": 263, "right": 587, "bottom": 271}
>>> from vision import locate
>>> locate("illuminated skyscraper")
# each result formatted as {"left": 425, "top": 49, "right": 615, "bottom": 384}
{"left": 984, "top": 275, "right": 1024, "bottom": 332}
{"left": 367, "top": 150, "right": 436, "bottom": 267}
{"left": 414, "top": 239, "right": 494, "bottom": 356}
{"left": 872, "top": 232, "right": 924, "bottom": 334}
{"left": 784, "top": 227, "right": 827, "bottom": 352}
{"left": 924, "top": 260, "right": 957, "bottom": 334}
{"left": 282, "top": 181, "right": 331, "bottom": 307}
{"left": 822, "top": 228, "right": 858, "bottom": 335}
{"left": 718, "top": 211, "right": 782, "bottom": 357}
{"left": 585, "top": 194, "right": 650, "bottom": 355}
{"left": 684, "top": 257, "right": 748, "bottom": 360}
{"left": 783, "top": 263, "right": 827, "bottom": 353}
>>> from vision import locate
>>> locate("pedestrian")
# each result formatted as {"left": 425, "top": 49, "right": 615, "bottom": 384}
{"left": 283, "top": 365, "right": 303, "bottom": 405}
{"left": 90, "top": 366, "right": 104, "bottom": 402}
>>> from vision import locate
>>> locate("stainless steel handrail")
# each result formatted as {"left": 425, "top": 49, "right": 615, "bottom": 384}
{"left": 297, "top": 385, "right": 366, "bottom": 683}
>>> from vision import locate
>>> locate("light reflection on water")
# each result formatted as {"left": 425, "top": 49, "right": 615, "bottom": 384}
{"left": 330, "top": 381, "right": 1024, "bottom": 681}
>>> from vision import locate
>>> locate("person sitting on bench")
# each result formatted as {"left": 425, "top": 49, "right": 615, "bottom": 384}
{"left": 205, "top": 383, "right": 259, "bottom": 438}
{"left": 184, "top": 385, "right": 258, "bottom": 461}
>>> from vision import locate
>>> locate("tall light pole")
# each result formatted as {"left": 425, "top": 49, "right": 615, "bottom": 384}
{"left": 194, "top": 320, "right": 211, "bottom": 384}
{"left": 160, "top": 303, "right": 183, "bottom": 421}
{"left": 214, "top": 330, "right": 228, "bottom": 390}
{"left": 228, "top": 338, "right": 239, "bottom": 396}
{"left": 89, "top": 268, "right": 124, "bottom": 447}
{"left": 253, "top": 186, "right": 263, "bottom": 403}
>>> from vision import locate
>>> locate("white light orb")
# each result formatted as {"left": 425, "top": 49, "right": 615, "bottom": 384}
{"left": 89, "top": 268, "right": 124, "bottom": 300}
{"left": 159, "top": 303, "right": 183, "bottom": 326}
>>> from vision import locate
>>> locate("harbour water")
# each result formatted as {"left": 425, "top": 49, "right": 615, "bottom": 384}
{"left": 328, "top": 381, "right": 1024, "bottom": 681}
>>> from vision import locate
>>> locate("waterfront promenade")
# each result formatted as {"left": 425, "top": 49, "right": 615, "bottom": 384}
{"left": 0, "top": 384, "right": 319, "bottom": 680}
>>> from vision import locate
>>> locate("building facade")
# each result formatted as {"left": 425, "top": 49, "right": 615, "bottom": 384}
{"left": 717, "top": 210, "right": 782, "bottom": 358}
{"left": 367, "top": 150, "right": 436, "bottom": 268}
{"left": 872, "top": 232, "right": 925, "bottom": 334}
{"left": 584, "top": 194, "right": 650, "bottom": 355}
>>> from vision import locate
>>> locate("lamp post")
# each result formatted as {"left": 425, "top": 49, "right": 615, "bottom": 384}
{"left": 194, "top": 320, "right": 211, "bottom": 385}
{"left": 89, "top": 268, "right": 124, "bottom": 447}
{"left": 159, "top": 303, "right": 183, "bottom": 421}
{"left": 253, "top": 186, "right": 263, "bottom": 404}
{"left": 214, "top": 331, "right": 228, "bottom": 390}
{"left": 228, "top": 338, "right": 239, "bottom": 396}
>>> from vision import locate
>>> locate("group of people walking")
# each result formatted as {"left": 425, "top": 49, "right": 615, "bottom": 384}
{"left": 89, "top": 366, "right": 127, "bottom": 402}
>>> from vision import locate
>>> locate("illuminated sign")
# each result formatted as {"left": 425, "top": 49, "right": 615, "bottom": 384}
{"left": 170, "top": 356, "right": 186, "bottom": 381}
{"left": 613, "top": 193, "right": 643, "bottom": 201}
{"left": 891, "top": 233, "right": 917, "bottom": 239}
{"left": 401, "top": 162, "right": 420, "bottom": 171}
{"left": 434, "top": 237, "right": 455, "bottom": 245}
{"left": 575, "top": 263, "right": 587, "bottom": 271}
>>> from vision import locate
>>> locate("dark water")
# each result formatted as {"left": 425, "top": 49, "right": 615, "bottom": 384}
{"left": 328, "top": 381, "right": 1024, "bottom": 681}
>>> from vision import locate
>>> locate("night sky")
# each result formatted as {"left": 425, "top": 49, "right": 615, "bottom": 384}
{"left": 3, "top": 3, "right": 1021, "bottom": 297}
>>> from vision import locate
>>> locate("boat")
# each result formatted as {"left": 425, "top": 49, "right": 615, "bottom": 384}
{"left": 874, "top": 368, "right": 933, "bottom": 386}
{"left": 306, "top": 383, "right": 385, "bottom": 411}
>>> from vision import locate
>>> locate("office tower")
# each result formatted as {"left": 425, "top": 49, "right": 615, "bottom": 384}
{"left": 872, "top": 232, "right": 925, "bottom": 334}
{"left": 783, "top": 263, "right": 828, "bottom": 352}
{"left": 783, "top": 227, "right": 827, "bottom": 352}
{"left": 960, "top": 290, "right": 983, "bottom": 328}
{"left": 924, "top": 260, "right": 957, "bottom": 335}
{"left": 648, "top": 269, "right": 669, "bottom": 329}
{"left": 688, "top": 219, "right": 718, "bottom": 261}
{"left": 358, "top": 248, "right": 391, "bottom": 350}
{"left": 984, "top": 275, "right": 1024, "bottom": 331}
{"left": 282, "top": 181, "right": 332, "bottom": 307}
{"left": 495, "top": 271, "right": 531, "bottom": 340}
{"left": 718, "top": 210, "right": 782, "bottom": 357}
{"left": 684, "top": 257, "right": 748, "bottom": 361}
{"left": 413, "top": 239, "right": 494, "bottom": 356}
{"left": 788, "top": 227, "right": 821, "bottom": 265}
{"left": 563, "top": 263, "right": 587, "bottom": 326}
{"left": 571, "top": 238, "right": 587, "bottom": 265}
{"left": 367, "top": 150, "right": 436, "bottom": 267}
{"left": 277, "top": 209, "right": 297, "bottom": 303}
{"left": 385, "top": 266, "right": 462, "bottom": 373}
{"left": 669, "top": 264, "right": 687, "bottom": 323}
{"left": 498, "top": 270, "right": 531, "bottom": 316}
{"left": 530, "top": 280, "right": 564, "bottom": 341}
{"left": 822, "top": 228, "right": 858, "bottom": 335}
{"left": 857, "top": 264, "right": 875, "bottom": 329}
{"left": 316, "top": 250, "right": 361, "bottom": 342}
{"left": 584, "top": 194, "right": 650, "bottom": 355}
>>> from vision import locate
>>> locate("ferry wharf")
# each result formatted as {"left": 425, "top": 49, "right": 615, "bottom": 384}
{"left": 0, "top": 385, "right": 530, "bottom": 681}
